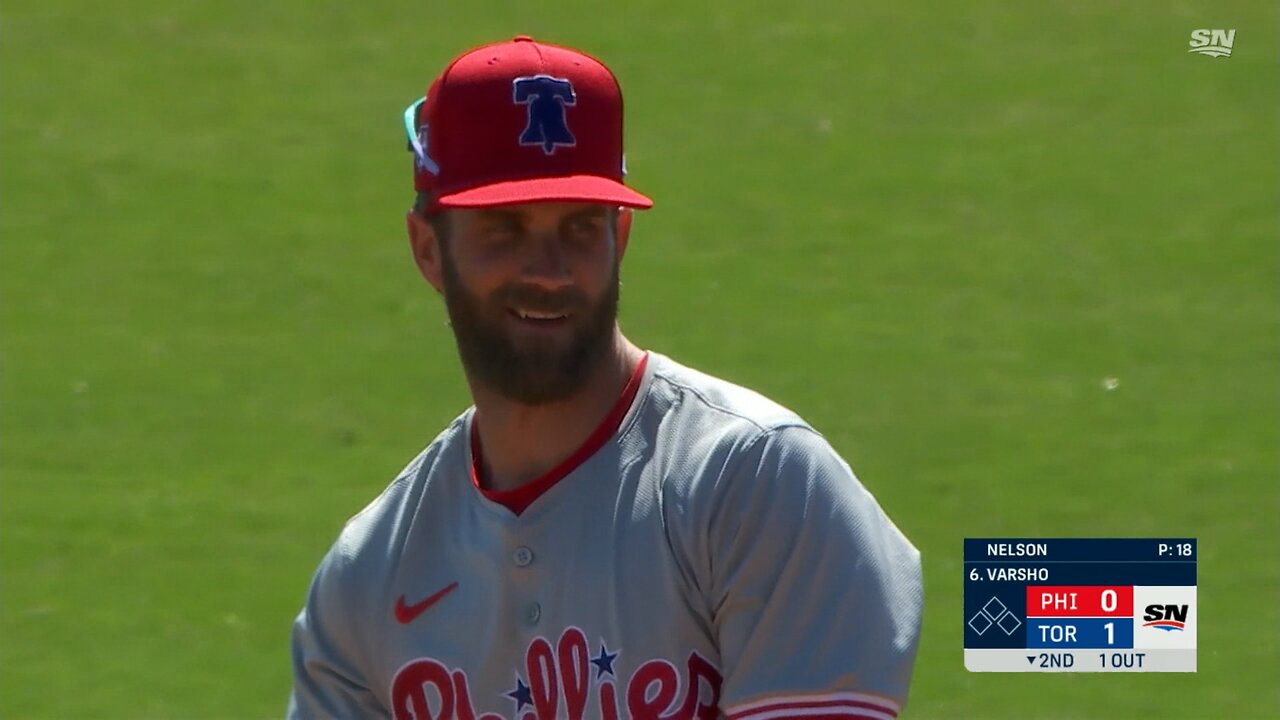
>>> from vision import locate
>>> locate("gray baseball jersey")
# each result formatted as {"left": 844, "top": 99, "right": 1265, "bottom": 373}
{"left": 289, "top": 352, "right": 923, "bottom": 720}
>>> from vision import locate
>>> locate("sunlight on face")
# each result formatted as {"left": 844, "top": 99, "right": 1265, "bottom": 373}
{"left": 437, "top": 203, "right": 621, "bottom": 405}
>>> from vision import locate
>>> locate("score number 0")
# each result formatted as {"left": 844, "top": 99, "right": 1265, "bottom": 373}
{"left": 1101, "top": 589, "right": 1117, "bottom": 645}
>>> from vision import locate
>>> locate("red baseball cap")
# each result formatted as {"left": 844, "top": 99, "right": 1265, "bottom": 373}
{"left": 405, "top": 36, "right": 652, "bottom": 212}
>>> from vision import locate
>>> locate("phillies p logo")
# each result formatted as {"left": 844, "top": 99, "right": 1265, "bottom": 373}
{"left": 512, "top": 75, "right": 576, "bottom": 154}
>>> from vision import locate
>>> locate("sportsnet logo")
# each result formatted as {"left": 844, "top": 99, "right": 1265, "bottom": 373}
{"left": 1188, "top": 29, "right": 1235, "bottom": 58}
{"left": 1132, "top": 586, "right": 1195, "bottom": 650}
{"left": 1143, "top": 603, "right": 1188, "bottom": 632}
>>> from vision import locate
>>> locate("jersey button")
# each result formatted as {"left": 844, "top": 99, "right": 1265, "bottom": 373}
{"left": 512, "top": 546, "right": 534, "bottom": 567}
{"left": 524, "top": 602, "right": 541, "bottom": 625}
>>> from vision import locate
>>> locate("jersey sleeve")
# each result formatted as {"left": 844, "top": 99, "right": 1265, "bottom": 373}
{"left": 707, "top": 425, "right": 924, "bottom": 719}
{"left": 287, "top": 543, "right": 386, "bottom": 719}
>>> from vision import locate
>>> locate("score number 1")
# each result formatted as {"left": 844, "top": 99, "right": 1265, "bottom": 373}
{"left": 1101, "top": 588, "right": 1117, "bottom": 645}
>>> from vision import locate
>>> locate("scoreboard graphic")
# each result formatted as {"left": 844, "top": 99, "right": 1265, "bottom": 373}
{"left": 964, "top": 538, "right": 1197, "bottom": 672}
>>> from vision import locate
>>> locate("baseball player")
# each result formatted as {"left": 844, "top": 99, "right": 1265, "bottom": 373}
{"left": 288, "top": 36, "right": 923, "bottom": 720}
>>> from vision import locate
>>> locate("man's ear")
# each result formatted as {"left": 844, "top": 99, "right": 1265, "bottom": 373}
{"left": 615, "top": 208, "right": 634, "bottom": 261}
{"left": 406, "top": 211, "right": 445, "bottom": 294}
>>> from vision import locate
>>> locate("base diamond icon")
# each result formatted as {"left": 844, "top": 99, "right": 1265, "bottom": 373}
{"left": 997, "top": 611, "right": 1023, "bottom": 635}
{"left": 968, "top": 611, "right": 993, "bottom": 635}
{"left": 969, "top": 595, "right": 1022, "bottom": 638}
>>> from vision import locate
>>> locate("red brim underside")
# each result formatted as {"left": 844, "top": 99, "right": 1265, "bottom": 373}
{"left": 436, "top": 175, "right": 654, "bottom": 209}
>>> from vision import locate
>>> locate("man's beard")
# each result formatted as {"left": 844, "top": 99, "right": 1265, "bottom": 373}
{"left": 439, "top": 252, "right": 620, "bottom": 406}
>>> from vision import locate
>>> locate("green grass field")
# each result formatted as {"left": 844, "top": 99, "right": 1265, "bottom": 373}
{"left": 3, "top": 1, "right": 1277, "bottom": 717}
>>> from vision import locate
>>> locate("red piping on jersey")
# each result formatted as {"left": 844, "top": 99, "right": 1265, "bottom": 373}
{"left": 471, "top": 352, "right": 649, "bottom": 515}
{"left": 726, "top": 692, "right": 901, "bottom": 719}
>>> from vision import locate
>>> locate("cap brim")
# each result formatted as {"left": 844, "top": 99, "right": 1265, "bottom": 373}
{"left": 436, "top": 175, "right": 653, "bottom": 210}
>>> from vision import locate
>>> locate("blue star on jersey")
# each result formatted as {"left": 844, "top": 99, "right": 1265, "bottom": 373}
{"left": 504, "top": 676, "right": 532, "bottom": 711}
{"left": 591, "top": 643, "right": 619, "bottom": 679}
{"left": 512, "top": 75, "right": 577, "bottom": 155}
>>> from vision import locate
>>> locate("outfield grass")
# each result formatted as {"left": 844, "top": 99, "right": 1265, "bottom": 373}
{"left": 3, "top": 1, "right": 1277, "bottom": 717}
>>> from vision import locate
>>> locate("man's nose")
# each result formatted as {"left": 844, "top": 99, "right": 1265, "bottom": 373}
{"left": 518, "top": 232, "right": 572, "bottom": 288}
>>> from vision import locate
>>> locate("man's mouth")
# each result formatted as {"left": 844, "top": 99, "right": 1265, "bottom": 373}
{"left": 509, "top": 308, "right": 571, "bottom": 323}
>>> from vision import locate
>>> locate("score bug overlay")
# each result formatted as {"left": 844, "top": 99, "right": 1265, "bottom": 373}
{"left": 964, "top": 538, "right": 1197, "bottom": 672}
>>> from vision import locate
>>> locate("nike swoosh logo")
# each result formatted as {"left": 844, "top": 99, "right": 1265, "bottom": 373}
{"left": 394, "top": 581, "right": 459, "bottom": 624}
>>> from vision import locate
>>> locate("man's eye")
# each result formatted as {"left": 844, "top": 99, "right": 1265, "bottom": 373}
{"left": 568, "top": 216, "right": 606, "bottom": 236}
{"left": 485, "top": 222, "right": 521, "bottom": 240}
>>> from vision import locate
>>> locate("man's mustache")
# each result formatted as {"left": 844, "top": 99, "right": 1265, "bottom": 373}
{"left": 497, "top": 285, "right": 588, "bottom": 314}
